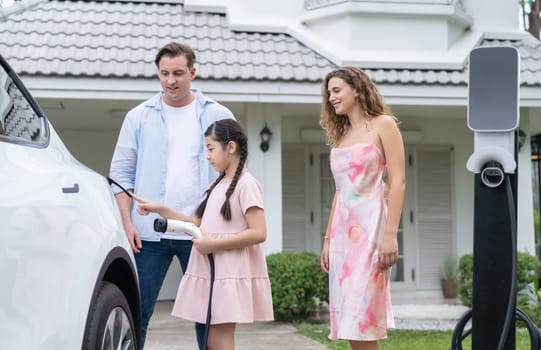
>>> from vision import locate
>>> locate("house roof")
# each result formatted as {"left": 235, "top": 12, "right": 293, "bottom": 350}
{"left": 1, "top": 0, "right": 540, "bottom": 87}
{"left": 0, "top": 0, "right": 335, "bottom": 82}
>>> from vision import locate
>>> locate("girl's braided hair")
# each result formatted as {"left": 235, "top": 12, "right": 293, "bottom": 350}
{"left": 195, "top": 119, "right": 248, "bottom": 221}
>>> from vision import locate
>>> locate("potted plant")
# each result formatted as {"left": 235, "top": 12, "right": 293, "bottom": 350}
{"left": 441, "top": 256, "right": 458, "bottom": 299}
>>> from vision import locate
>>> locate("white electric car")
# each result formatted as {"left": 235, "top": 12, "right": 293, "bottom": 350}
{"left": 0, "top": 54, "right": 141, "bottom": 349}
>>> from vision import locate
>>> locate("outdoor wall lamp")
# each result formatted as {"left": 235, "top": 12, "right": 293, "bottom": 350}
{"left": 259, "top": 123, "right": 272, "bottom": 152}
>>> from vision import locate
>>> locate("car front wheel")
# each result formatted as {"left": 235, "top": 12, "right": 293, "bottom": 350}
{"left": 83, "top": 281, "right": 137, "bottom": 350}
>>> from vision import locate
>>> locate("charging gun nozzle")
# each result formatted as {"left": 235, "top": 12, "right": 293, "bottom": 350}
{"left": 153, "top": 218, "right": 167, "bottom": 233}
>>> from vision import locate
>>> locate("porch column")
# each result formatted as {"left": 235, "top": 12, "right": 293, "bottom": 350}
{"left": 518, "top": 108, "right": 536, "bottom": 253}
{"left": 245, "top": 103, "right": 283, "bottom": 254}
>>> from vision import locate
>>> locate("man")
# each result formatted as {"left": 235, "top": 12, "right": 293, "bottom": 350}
{"left": 110, "top": 42, "right": 234, "bottom": 349}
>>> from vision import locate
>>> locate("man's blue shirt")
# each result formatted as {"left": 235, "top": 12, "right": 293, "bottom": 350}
{"left": 109, "top": 89, "right": 234, "bottom": 241}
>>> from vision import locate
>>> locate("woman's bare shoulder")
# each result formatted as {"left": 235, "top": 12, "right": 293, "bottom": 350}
{"left": 373, "top": 114, "right": 398, "bottom": 124}
{"left": 372, "top": 114, "right": 399, "bottom": 133}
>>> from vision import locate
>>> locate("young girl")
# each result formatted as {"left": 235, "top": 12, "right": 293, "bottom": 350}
{"left": 133, "top": 119, "right": 274, "bottom": 350}
{"left": 319, "top": 67, "right": 405, "bottom": 350}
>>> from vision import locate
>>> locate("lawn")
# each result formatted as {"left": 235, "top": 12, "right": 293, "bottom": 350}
{"left": 295, "top": 322, "right": 534, "bottom": 350}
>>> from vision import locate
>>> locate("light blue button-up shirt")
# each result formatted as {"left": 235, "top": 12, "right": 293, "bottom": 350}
{"left": 109, "top": 89, "right": 234, "bottom": 241}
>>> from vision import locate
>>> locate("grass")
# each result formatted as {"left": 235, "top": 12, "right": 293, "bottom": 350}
{"left": 295, "top": 321, "right": 534, "bottom": 350}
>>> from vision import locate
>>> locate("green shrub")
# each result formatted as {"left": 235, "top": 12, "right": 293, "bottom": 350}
{"left": 516, "top": 251, "right": 541, "bottom": 293}
{"left": 518, "top": 299, "right": 541, "bottom": 328}
{"left": 458, "top": 252, "right": 540, "bottom": 310}
{"left": 458, "top": 254, "right": 473, "bottom": 306}
{"left": 266, "top": 252, "right": 328, "bottom": 321}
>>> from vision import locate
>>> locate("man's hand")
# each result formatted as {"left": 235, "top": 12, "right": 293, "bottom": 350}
{"left": 123, "top": 221, "right": 142, "bottom": 253}
{"left": 114, "top": 191, "right": 142, "bottom": 253}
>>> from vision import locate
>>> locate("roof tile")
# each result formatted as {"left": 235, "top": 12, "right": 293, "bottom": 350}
{"left": 1, "top": 1, "right": 540, "bottom": 86}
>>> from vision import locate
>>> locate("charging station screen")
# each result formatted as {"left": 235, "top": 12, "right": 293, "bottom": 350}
{"left": 467, "top": 47, "right": 519, "bottom": 132}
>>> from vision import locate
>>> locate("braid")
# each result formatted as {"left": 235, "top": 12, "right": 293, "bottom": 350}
{"left": 195, "top": 172, "right": 226, "bottom": 218}
{"left": 201, "top": 119, "right": 250, "bottom": 221}
{"left": 220, "top": 137, "right": 247, "bottom": 221}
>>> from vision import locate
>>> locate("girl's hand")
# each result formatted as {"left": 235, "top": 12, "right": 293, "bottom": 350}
{"left": 378, "top": 235, "right": 398, "bottom": 270}
{"left": 192, "top": 231, "right": 216, "bottom": 255}
{"left": 131, "top": 193, "right": 165, "bottom": 216}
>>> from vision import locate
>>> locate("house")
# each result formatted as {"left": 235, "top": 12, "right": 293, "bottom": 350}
{"left": 1, "top": 0, "right": 540, "bottom": 300}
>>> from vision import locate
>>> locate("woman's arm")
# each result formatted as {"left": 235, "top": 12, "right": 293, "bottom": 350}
{"left": 193, "top": 206, "right": 266, "bottom": 255}
{"left": 377, "top": 115, "right": 406, "bottom": 269}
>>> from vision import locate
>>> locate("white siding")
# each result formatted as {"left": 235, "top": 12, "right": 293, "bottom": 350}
{"left": 282, "top": 145, "right": 308, "bottom": 252}
{"left": 416, "top": 147, "right": 454, "bottom": 290}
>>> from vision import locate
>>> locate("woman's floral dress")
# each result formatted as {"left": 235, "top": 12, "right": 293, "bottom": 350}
{"left": 328, "top": 143, "right": 394, "bottom": 341}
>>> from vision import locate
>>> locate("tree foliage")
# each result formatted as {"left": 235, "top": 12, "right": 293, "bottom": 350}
{"left": 521, "top": 0, "right": 541, "bottom": 39}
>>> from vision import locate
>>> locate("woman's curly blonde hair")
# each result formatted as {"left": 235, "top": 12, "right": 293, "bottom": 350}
{"left": 320, "top": 66, "right": 393, "bottom": 147}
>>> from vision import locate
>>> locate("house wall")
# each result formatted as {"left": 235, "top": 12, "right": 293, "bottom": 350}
{"left": 467, "top": 0, "right": 519, "bottom": 29}
{"left": 402, "top": 116, "right": 474, "bottom": 258}
{"left": 55, "top": 104, "right": 535, "bottom": 261}
{"left": 280, "top": 109, "right": 475, "bottom": 254}
{"left": 305, "top": 11, "right": 468, "bottom": 52}
{"left": 50, "top": 99, "right": 538, "bottom": 300}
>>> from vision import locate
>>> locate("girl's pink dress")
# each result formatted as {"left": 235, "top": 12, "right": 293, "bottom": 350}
{"left": 171, "top": 172, "right": 274, "bottom": 324}
{"left": 328, "top": 143, "right": 394, "bottom": 341}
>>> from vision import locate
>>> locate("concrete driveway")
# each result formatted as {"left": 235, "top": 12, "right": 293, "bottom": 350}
{"left": 144, "top": 301, "right": 329, "bottom": 350}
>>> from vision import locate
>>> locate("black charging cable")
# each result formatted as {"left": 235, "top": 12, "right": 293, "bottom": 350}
{"left": 449, "top": 175, "right": 541, "bottom": 350}
{"left": 106, "top": 176, "right": 133, "bottom": 198}
{"left": 496, "top": 175, "right": 517, "bottom": 350}
{"left": 107, "top": 177, "right": 217, "bottom": 350}
{"left": 202, "top": 254, "right": 215, "bottom": 350}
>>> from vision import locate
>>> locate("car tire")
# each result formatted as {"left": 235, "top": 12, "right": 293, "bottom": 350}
{"left": 83, "top": 281, "right": 137, "bottom": 350}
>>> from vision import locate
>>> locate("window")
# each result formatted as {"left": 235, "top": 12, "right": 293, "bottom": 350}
{"left": 0, "top": 62, "right": 48, "bottom": 146}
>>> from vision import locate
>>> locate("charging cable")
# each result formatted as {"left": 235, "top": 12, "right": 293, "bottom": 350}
{"left": 449, "top": 174, "right": 541, "bottom": 350}
{"left": 153, "top": 218, "right": 214, "bottom": 350}
{"left": 104, "top": 180, "right": 215, "bottom": 348}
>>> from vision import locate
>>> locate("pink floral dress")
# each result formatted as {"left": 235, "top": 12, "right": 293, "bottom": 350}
{"left": 328, "top": 143, "right": 394, "bottom": 341}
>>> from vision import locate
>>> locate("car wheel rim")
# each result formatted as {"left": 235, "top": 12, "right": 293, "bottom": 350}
{"left": 101, "top": 306, "right": 135, "bottom": 350}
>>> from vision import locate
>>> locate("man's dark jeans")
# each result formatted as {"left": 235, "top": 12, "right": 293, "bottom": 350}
{"left": 135, "top": 239, "right": 206, "bottom": 349}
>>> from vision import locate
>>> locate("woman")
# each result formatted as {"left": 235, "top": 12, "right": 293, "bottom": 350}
{"left": 319, "top": 66, "right": 405, "bottom": 350}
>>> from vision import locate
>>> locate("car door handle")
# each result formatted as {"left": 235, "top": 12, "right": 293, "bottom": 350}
{"left": 62, "top": 183, "right": 79, "bottom": 194}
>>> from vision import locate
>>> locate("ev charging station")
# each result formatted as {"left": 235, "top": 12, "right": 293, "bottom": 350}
{"left": 465, "top": 46, "right": 520, "bottom": 350}
{"left": 449, "top": 45, "right": 541, "bottom": 350}
{"left": 452, "top": 45, "right": 541, "bottom": 350}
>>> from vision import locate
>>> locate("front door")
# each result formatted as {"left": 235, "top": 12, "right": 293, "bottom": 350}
{"left": 410, "top": 145, "right": 455, "bottom": 291}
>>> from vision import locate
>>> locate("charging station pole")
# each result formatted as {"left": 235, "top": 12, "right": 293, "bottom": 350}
{"left": 466, "top": 46, "right": 520, "bottom": 350}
